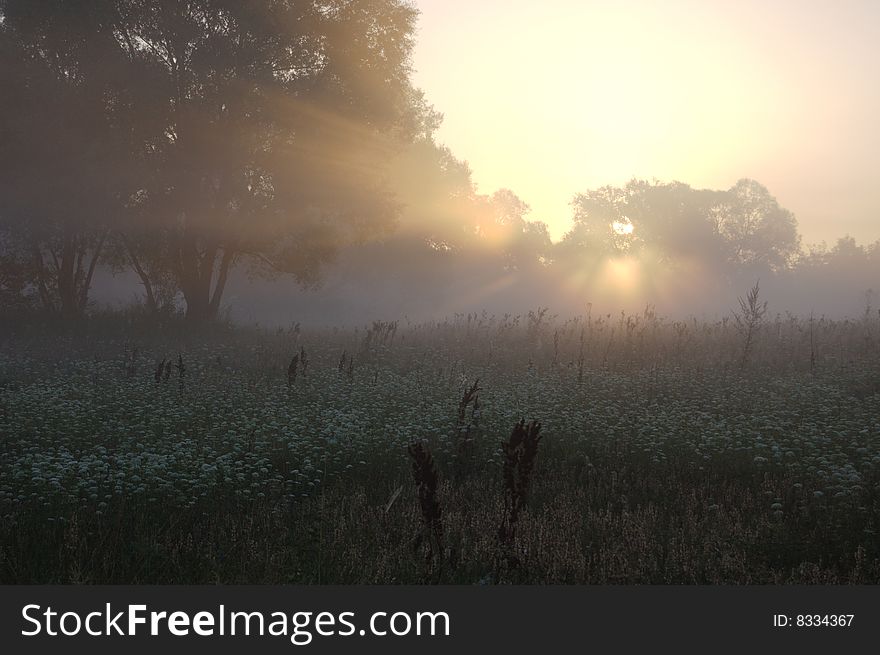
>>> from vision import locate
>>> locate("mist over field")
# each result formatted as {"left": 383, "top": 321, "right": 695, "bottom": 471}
{"left": 1, "top": 1, "right": 879, "bottom": 585}
{"left": 93, "top": 238, "right": 879, "bottom": 327}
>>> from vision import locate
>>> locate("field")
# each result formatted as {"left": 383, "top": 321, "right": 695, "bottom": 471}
{"left": 1, "top": 309, "right": 879, "bottom": 584}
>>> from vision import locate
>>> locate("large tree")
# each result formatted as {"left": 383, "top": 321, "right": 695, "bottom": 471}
{"left": 711, "top": 178, "right": 800, "bottom": 272}
{"left": 115, "top": 0, "right": 429, "bottom": 319}
{"left": 0, "top": 1, "right": 157, "bottom": 316}
{"left": 561, "top": 178, "right": 800, "bottom": 274}
{"left": 1, "top": 0, "right": 432, "bottom": 319}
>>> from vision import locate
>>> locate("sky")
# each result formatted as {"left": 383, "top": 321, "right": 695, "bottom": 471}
{"left": 410, "top": 0, "right": 880, "bottom": 245}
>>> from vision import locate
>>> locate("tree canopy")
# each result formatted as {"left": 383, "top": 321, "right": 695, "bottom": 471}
{"left": 562, "top": 178, "right": 801, "bottom": 275}
{"left": 1, "top": 3, "right": 872, "bottom": 322}
{"left": 1, "top": 0, "right": 434, "bottom": 318}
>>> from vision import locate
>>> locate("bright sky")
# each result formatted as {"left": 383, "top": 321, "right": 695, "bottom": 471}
{"left": 410, "top": 0, "right": 880, "bottom": 245}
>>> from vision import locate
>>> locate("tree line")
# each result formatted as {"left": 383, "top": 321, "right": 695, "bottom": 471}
{"left": 1, "top": 1, "right": 877, "bottom": 321}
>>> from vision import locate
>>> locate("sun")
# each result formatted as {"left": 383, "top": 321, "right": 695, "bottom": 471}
{"left": 601, "top": 256, "right": 640, "bottom": 295}
{"left": 612, "top": 220, "right": 634, "bottom": 236}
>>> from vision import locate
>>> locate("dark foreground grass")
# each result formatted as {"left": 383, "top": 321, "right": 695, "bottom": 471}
{"left": 1, "top": 311, "right": 879, "bottom": 583}
{"left": 5, "top": 447, "right": 877, "bottom": 584}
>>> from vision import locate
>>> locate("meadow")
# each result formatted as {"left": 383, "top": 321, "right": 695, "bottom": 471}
{"left": 1, "top": 307, "right": 879, "bottom": 584}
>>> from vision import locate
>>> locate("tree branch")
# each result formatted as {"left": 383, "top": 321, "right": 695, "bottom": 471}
{"left": 121, "top": 234, "right": 157, "bottom": 312}
{"left": 78, "top": 230, "right": 108, "bottom": 311}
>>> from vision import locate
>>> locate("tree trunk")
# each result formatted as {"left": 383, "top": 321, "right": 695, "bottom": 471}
{"left": 179, "top": 240, "right": 235, "bottom": 322}
{"left": 208, "top": 247, "right": 234, "bottom": 317}
{"left": 57, "top": 233, "right": 79, "bottom": 318}
{"left": 31, "top": 247, "right": 55, "bottom": 312}
{"left": 56, "top": 231, "right": 106, "bottom": 317}
{"left": 123, "top": 235, "right": 158, "bottom": 313}
{"left": 182, "top": 275, "right": 213, "bottom": 321}
{"left": 33, "top": 229, "right": 106, "bottom": 317}
{"left": 77, "top": 230, "right": 107, "bottom": 314}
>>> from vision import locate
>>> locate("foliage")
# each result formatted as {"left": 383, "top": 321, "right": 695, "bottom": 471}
{"left": 0, "top": 0, "right": 434, "bottom": 319}
{"left": 1, "top": 308, "right": 879, "bottom": 583}
{"left": 564, "top": 178, "right": 800, "bottom": 272}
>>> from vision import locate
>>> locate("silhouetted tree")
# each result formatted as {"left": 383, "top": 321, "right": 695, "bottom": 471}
{"left": 561, "top": 178, "right": 800, "bottom": 275}
{"left": 1, "top": 0, "right": 435, "bottom": 319}
{"left": 477, "top": 190, "right": 552, "bottom": 271}
{"left": 711, "top": 179, "right": 800, "bottom": 272}
{"left": 0, "top": 230, "right": 31, "bottom": 310}
{"left": 567, "top": 184, "right": 632, "bottom": 255}
{"left": 0, "top": 0, "right": 158, "bottom": 315}
{"left": 113, "top": 0, "right": 430, "bottom": 320}
{"left": 380, "top": 137, "right": 475, "bottom": 252}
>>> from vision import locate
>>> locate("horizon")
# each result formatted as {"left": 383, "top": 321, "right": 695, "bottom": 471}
{"left": 411, "top": 0, "right": 880, "bottom": 245}
{"left": 2, "top": 0, "right": 878, "bottom": 324}
{"left": 4, "top": 0, "right": 880, "bottom": 613}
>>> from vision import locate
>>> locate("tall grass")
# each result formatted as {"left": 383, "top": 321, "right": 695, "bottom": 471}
{"left": 0, "top": 305, "right": 879, "bottom": 583}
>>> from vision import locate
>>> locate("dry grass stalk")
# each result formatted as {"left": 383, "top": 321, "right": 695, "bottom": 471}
{"left": 287, "top": 354, "right": 299, "bottom": 387}
{"left": 337, "top": 350, "right": 347, "bottom": 373}
{"left": 734, "top": 280, "right": 768, "bottom": 370}
{"left": 174, "top": 354, "right": 186, "bottom": 390}
{"left": 299, "top": 346, "right": 308, "bottom": 377}
{"left": 454, "top": 378, "right": 481, "bottom": 478}
{"left": 577, "top": 327, "right": 585, "bottom": 384}
{"left": 124, "top": 345, "right": 138, "bottom": 378}
{"left": 457, "top": 378, "right": 481, "bottom": 426}
{"left": 407, "top": 441, "right": 444, "bottom": 582}
{"left": 497, "top": 419, "right": 542, "bottom": 575}
{"left": 384, "top": 485, "right": 403, "bottom": 514}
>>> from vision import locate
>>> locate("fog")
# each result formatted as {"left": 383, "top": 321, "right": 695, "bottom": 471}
{"left": 89, "top": 168, "right": 880, "bottom": 326}
{"left": 2, "top": 1, "right": 878, "bottom": 325}
{"left": 5, "top": 1, "right": 880, "bottom": 591}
